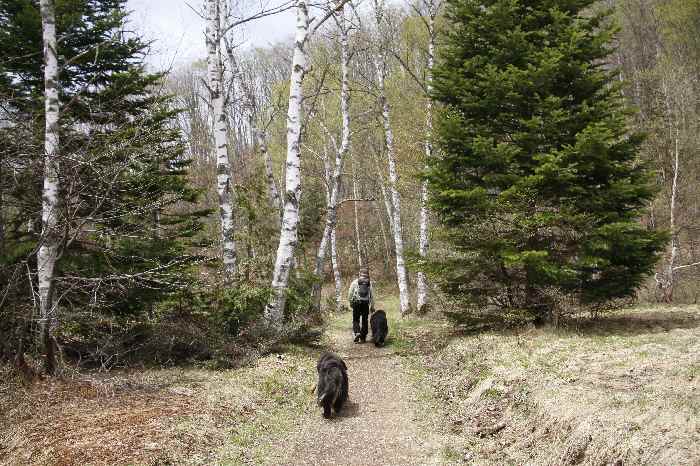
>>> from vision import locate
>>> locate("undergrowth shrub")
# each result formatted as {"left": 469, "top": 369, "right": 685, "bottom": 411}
{"left": 50, "top": 270, "right": 323, "bottom": 370}
{"left": 215, "top": 284, "right": 271, "bottom": 336}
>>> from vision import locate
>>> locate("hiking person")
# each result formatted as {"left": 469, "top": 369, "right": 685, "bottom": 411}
{"left": 348, "top": 267, "right": 374, "bottom": 343}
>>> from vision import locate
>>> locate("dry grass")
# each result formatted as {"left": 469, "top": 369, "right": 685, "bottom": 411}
{"left": 3, "top": 300, "right": 698, "bottom": 466}
{"left": 0, "top": 347, "right": 321, "bottom": 466}
{"left": 402, "top": 305, "right": 700, "bottom": 465}
{"left": 0, "top": 292, "right": 439, "bottom": 466}
{"left": 0, "top": 369, "right": 244, "bottom": 465}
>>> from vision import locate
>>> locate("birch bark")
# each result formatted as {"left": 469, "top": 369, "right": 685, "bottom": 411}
{"left": 312, "top": 164, "right": 334, "bottom": 310}
{"left": 372, "top": 196, "right": 391, "bottom": 273}
{"left": 416, "top": 11, "right": 435, "bottom": 312}
{"left": 351, "top": 154, "right": 363, "bottom": 267}
{"left": 330, "top": 227, "right": 342, "bottom": 310}
{"left": 330, "top": 112, "right": 347, "bottom": 313}
{"left": 375, "top": 59, "right": 411, "bottom": 315}
{"left": 666, "top": 127, "right": 680, "bottom": 302}
{"left": 206, "top": 0, "right": 237, "bottom": 282}
{"left": 373, "top": 151, "right": 395, "bottom": 236}
{"left": 659, "top": 75, "right": 679, "bottom": 303}
{"left": 257, "top": 129, "right": 283, "bottom": 215}
{"left": 266, "top": 0, "right": 309, "bottom": 324}
{"left": 38, "top": 0, "right": 61, "bottom": 375}
{"left": 312, "top": 6, "right": 351, "bottom": 311}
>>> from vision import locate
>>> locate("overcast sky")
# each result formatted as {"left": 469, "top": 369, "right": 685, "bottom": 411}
{"left": 126, "top": 0, "right": 295, "bottom": 70}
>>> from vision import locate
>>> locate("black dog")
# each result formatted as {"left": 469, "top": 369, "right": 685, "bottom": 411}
{"left": 370, "top": 309, "right": 388, "bottom": 347}
{"left": 316, "top": 352, "right": 349, "bottom": 418}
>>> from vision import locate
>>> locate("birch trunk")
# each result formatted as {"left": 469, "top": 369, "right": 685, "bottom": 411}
{"left": 330, "top": 227, "right": 342, "bottom": 310}
{"left": 38, "top": 0, "right": 61, "bottom": 375}
{"left": 658, "top": 73, "right": 679, "bottom": 303}
{"left": 375, "top": 198, "right": 392, "bottom": 275}
{"left": 376, "top": 60, "right": 411, "bottom": 315}
{"left": 312, "top": 8, "right": 351, "bottom": 311}
{"left": 266, "top": 0, "right": 309, "bottom": 325}
{"left": 665, "top": 127, "right": 680, "bottom": 303}
{"left": 374, "top": 152, "right": 395, "bottom": 235}
{"left": 257, "top": 129, "right": 283, "bottom": 215}
{"left": 352, "top": 154, "right": 363, "bottom": 267}
{"left": 222, "top": 30, "right": 282, "bottom": 221}
{"left": 331, "top": 15, "right": 350, "bottom": 311}
{"left": 313, "top": 167, "right": 333, "bottom": 310}
{"left": 416, "top": 13, "right": 435, "bottom": 312}
{"left": 206, "top": 0, "right": 237, "bottom": 282}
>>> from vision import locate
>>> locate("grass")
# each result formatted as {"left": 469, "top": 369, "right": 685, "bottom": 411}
{"left": 397, "top": 304, "right": 700, "bottom": 465}
{"left": 0, "top": 342, "right": 323, "bottom": 465}
{"left": 217, "top": 346, "right": 319, "bottom": 465}
{"left": 1, "top": 288, "right": 386, "bottom": 466}
{"left": 3, "top": 295, "right": 698, "bottom": 465}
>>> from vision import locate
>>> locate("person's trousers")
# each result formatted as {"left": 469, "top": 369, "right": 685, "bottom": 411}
{"left": 352, "top": 302, "right": 369, "bottom": 340}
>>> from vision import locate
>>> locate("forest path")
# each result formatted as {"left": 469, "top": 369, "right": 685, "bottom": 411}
{"left": 278, "top": 302, "right": 442, "bottom": 465}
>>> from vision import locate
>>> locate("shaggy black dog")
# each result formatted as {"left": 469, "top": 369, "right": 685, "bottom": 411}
{"left": 370, "top": 309, "right": 388, "bottom": 347}
{"left": 316, "top": 352, "right": 349, "bottom": 418}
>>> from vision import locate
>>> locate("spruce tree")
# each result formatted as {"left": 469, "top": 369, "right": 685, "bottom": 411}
{"left": 0, "top": 0, "right": 206, "bottom": 358}
{"left": 427, "top": 0, "right": 666, "bottom": 319}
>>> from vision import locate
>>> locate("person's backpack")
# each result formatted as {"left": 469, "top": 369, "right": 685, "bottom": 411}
{"left": 357, "top": 278, "right": 371, "bottom": 303}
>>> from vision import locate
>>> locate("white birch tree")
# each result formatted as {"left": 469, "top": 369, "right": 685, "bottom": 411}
{"left": 265, "top": 0, "right": 311, "bottom": 324}
{"left": 415, "top": 0, "right": 440, "bottom": 312}
{"left": 330, "top": 226, "right": 342, "bottom": 309}
{"left": 665, "top": 128, "right": 680, "bottom": 302}
{"left": 38, "top": 0, "right": 61, "bottom": 374}
{"left": 258, "top": 129, "right": 284, "bottom": 214}
{"left": 205, "top": 0, "right": 237, "bottom": 282}
{"left": 266, "top": 0, "right": 351, "bottom": 325}
{"left": 220, "top": 20, "right": 285, "bottom": 220}
{"left": 311, "top": 5, "right": 352, "bottom": 311}
{"left": 372, "top": 147, "right": 396, "bottom": 237}
{"left": 351, "top": 153, "right": 363, "bottom": 267}
{"left": 658, "top": 72, "right": 681, "bottom": 302}
{"left": 373, "top": 0, "right": 411, "bottom": 315}
{"left": 311, "top": 143, "right": 338, "bottom": 310}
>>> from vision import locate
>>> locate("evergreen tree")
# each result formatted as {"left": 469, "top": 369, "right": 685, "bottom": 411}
{"left": 427, "top": 0, "right": 666, "bottom": 319}
{"left": 0, "top": 0, "right": 206, "bottom": 359}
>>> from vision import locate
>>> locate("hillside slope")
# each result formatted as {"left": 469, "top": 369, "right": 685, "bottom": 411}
{"left": 400, "top": 305, "right": 700, "bottom": 465}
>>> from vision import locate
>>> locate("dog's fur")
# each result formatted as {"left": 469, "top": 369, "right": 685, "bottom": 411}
{"left": 370, "top": 309, "right": 388, "bottom": 347}
{"left": 316, "top": 352, "right": 349, "bottom": 418}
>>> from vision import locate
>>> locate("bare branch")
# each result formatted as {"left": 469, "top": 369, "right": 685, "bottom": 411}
{"left": 338, "top": 197, "right": 377, "bottom": 204}
{"left": 673, "top": 262, "right": 700, "bottom": 272}
{"left": 309, "top": 0, "right": 354, "bottom": 35}
{"left": 390, "top": 50, "right": 428, "bottom": 93}
{"left": 220, "top": 0, "right": 297, "bottom": 35}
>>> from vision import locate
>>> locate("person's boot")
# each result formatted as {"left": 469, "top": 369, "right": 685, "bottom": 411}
{"left": 353, "top": 333, "right": 361, "bottom": 343}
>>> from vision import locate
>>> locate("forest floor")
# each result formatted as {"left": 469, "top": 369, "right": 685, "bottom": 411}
{"left": 0, "top": 295, "right": 441, "bottom": 466}
{"left": 1, "top": 294, "right": 699, "bottom": 465}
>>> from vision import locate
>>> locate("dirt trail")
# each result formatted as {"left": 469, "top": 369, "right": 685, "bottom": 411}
{"left": 279, "top": 317, "right": 441, "bottom": 466}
